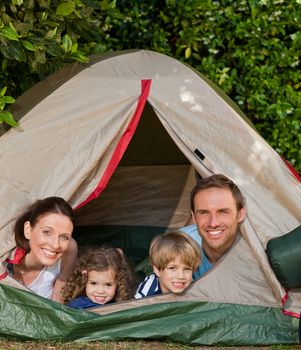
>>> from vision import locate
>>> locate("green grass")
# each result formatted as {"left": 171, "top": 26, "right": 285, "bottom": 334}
{"left": 0, "top": 340, "right": 300, "bottom": 350}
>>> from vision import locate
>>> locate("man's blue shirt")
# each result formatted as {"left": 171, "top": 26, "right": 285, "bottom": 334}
{"left": 180, "top": 224, "right": 213, "bottom": 279}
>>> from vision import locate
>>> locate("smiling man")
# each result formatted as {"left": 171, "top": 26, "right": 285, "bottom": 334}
{"left": 182, "top": 174, "right": 245, "bottom": 279}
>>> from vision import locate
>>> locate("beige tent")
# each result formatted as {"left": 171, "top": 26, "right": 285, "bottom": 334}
{"left": 0, "top": 49, "right": 300, "bottom": 344}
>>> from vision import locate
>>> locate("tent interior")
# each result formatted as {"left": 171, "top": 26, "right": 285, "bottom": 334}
{"left": 73, "top": 101, "right": 196, "bottom": 277}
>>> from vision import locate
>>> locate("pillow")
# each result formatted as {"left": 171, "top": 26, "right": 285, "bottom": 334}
{"left": 266, "top": 225, "right": 301, "bottom": 289}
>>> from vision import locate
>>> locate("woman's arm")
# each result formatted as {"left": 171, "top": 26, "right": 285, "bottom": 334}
{"left": 51, "top": 237, "right": 78, "bottom": 303}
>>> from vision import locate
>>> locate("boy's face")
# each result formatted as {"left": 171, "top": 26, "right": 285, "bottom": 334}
{"left": 153, "top": 256, "right": 194, "bottom": 294}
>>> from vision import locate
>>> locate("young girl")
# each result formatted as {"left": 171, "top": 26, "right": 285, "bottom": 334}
{"left": 6, "top": 197, "right": 77, "bottom": 303}
{"left": 63, "top": 246, "right": 136, "bottom": 309}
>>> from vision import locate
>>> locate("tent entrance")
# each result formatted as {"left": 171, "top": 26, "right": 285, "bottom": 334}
{"left": 119, "top": 101, "right": 189, "bottom": 166}
{"left": 73, "top": 101, "right": 196, "bottom": 270}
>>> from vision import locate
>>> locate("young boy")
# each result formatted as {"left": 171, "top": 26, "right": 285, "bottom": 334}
{"left": 135, "top": 231, "right": 201, "bottom": 298}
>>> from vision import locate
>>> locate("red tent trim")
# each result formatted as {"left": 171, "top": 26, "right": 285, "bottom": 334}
{"left": 282, "top": 157, "right": 301, "bottom": 182}
{"left": 0, "top": 272, "right": 8, "bottom": 281}
{"left": 75, "top": 79, "right": 152, "bottom": 210}
{"left": 6, "top": 247, "right": 26, "bottom": 264}
{"left": 282, "top": 290, "right": 300, "bottom": 318}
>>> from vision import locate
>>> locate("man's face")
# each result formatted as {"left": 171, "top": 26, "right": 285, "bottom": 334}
{"left": 192, "top": 187, "right": 245, "bottom": 262}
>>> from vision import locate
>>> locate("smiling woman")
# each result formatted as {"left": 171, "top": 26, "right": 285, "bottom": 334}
{"left": 6, "top": 197, "right": 78, "bottom": 303}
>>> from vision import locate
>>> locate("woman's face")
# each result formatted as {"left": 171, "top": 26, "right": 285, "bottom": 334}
{"left": 24, "top": 213, "right": 73, "bottom": 267}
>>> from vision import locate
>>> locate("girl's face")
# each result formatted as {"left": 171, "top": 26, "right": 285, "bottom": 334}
{"left": 24, "top": 213, "right": 73, "bottom": 267}
{"left": 85, "top": 269, "right": 117, "bottom": 305}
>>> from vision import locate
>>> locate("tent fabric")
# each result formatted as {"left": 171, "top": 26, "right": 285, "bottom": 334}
{"left": 75, "top": 79, "right": 152, "bottom": 210}
{"left": 0, "top": 49, "right": 300, "bottom": 344}
{"left": 75, "top": 164, "right": 194, "bottom": 228}
{"left": 0, "top": 284, "right": 299, "bottom": 345}
{"left": 267, "top": 225, "right": 301, "bottom": 289}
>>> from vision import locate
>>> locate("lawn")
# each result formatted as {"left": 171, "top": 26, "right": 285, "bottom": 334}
{"left": 0, "top": 340, "right": 300, "bottom": 350}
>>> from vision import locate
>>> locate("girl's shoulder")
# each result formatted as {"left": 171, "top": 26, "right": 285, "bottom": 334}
{"left": 67, "top": 296, "right": 115, "bottom": 310}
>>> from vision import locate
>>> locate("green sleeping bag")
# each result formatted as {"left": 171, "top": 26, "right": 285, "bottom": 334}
{"left": 266, "top": 225, "right": 301, "bottom": 289}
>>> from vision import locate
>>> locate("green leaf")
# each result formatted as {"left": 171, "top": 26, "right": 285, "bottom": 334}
{"left": 22, "top": 40, "right": 37, "bottom": 51}
{"left": 272, "top": 128, "right": 279, "bottom": 140}
{"left": 1, "top": 58, "right": 8, "bottom": 70}
{"left": 9, "top": 21, "right": 18, "bottom": 33}
{"left": 0, "top": 96, "right": 15, "bottom": 104}
{"left": 39, "top": 0, "right": 50, "bottom": 8}
{"left": 62, "top": 34, "right": 73, "bottom": 53}
{"left": 45, "top": 27, "right": 58, "bottom": 40}
{"left": 14, "top": 22, "right": 33, "bottom": 34}
{"left": 12, "top": 0, "right": 23, "bottom": 5}
{"left": 0, "top": 87, "right": 7, "bottom": 97}
{"left": 185, "top": 47, "right": 191, "bottom": 59}
{"left": 294, "top": 108, "right": 301, "bottom": 118}
{"left": 71, "top": 42, "right": 78, "bottom": 54}
{"left": 41, "top": 11, "right": 48, "bottom": 21}
{"left": 34, "top": 49, "right": 47, "bottom": 64}
{"left": 108, "top": 0, "right": 117, "bottom": 9}
{"left": 0, "top": 26, "right": 19, "bottom": 41}
{"left": 0, "top": 111, "right": 18, "bottom": 127}
{"left": 45, "top": 41, "right": 62, "bottom": 57}
{"left": 71, "top": 52, "right": 89, "bottom": 62}
{"left": 0, "top": 43, "right": 26, "bottom": 61}
{"left": 56, "top": 1, "right": 75, "bottom": 16}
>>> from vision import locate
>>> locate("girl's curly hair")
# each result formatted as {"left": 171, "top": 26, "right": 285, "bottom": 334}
{"left": 63, "top": 245, "right": 136, "bottom": 304}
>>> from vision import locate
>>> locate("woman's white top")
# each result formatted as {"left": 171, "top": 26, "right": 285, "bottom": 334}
{"left": 27, "top": 259, "right": 61, "bottom": 299}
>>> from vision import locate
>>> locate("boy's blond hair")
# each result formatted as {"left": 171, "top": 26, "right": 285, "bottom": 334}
{"left": 149, "top": 231, "right": 201, "bottom": 271}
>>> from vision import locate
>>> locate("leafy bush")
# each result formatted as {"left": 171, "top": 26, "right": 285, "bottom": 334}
{"left": 0, "top": 0, "right": 300, "bottom": 172}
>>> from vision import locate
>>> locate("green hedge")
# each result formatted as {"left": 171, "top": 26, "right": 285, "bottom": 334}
{"left": 0, "top": 0, "right": 300, "bottom": 172}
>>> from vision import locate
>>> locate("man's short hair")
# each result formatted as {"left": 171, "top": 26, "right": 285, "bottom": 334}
{"left": 149, "top": 231, "right": 201, "bottom": 271}
{"left": 190, "top": 174, "right": 244, "bottom": 212}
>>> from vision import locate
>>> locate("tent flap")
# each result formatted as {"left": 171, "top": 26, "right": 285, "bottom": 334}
{"left": 0, "top": 284, "right": 299, "bottom": 345}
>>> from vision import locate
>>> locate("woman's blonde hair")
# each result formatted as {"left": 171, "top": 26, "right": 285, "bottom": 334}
{"left": 149, "top": 231, "right": 201, "bottom": 271}
{"left": 63, "top": 246, "right": 136, "bottom": 304}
